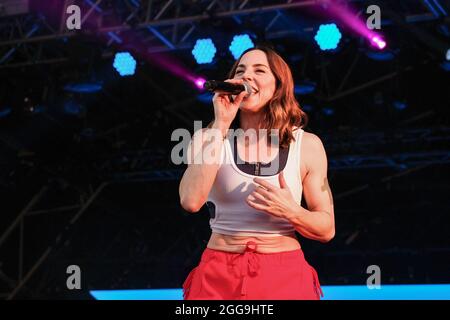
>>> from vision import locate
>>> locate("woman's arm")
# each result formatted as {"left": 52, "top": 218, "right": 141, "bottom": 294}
{"left": 286, "top": 133, "right": 335, "bottom": 242}
{"left": 179, "top": 122, "right": 227, "bottom": 213}
{"left": 180, "top": 79, "right": 247, "bottom": 213}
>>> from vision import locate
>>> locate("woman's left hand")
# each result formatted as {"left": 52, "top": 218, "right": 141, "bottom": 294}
{"left": 246, "top": 171, "right": 300, "bottom": 220}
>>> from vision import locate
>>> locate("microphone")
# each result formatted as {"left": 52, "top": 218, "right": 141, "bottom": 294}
{"left": 203, "top": 80, "right": 251, "bottom": 96}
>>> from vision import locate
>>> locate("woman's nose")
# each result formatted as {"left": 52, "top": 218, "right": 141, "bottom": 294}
{"left": 242, "top": 72, "right": 253, "bottom": 81}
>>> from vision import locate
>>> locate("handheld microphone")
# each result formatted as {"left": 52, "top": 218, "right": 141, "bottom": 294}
{"left": 203, "top": 80, "right": 251, "bottom": 96}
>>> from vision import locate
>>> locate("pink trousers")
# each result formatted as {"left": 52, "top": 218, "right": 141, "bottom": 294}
{"left": 183, "top": 241, "right": 323, "bottom": 300}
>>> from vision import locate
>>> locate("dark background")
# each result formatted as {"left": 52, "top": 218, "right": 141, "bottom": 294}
{"left": 0, "top": 0, "right": 449, "bottom": 299}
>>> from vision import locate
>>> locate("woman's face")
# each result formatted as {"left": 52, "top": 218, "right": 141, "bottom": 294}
{"left": 233, "top": 50, "right": 277, "bottom": 112}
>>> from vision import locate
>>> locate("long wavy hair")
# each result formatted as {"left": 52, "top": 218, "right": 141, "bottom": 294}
{"left": 227, "top": 46, "right": 308, "bottom": 148}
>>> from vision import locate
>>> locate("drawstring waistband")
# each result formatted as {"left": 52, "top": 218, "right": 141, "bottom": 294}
{"left": 184, "top": 244, "right": 323, "bottom": 300}
{"left": 232, "top": 241, "right": 260, "bottom": 296}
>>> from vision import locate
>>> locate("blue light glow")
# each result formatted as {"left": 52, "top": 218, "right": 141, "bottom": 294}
{"left": 441, "top": 61, "right": 450, "bottom": 71}
{"left": 90, "top": 284, "right": 450, "bottom": 300}
{"left": 113, "top": 52, "right": 137, "bottom": 76}
{"left": 314, "top": 23, "right": 342, "bottom": 51}
{"left": 192, "top": 39, "right": 217, "bottom": 64}
{"left": 91, "top": 289, "right": 182, "bottom": 300}
{"left": 322, "top": 107, "right": 335, "bottom": 116}
{"left": 0, "top": 107, "right": 12, "bottom": 118}
{"left": 294, "top": 82, "right": 316, "bottom": 95}
{"left": 366, "top": 50, "right": 395, "bottom": 61}
{"left": 64, "top": 82, "right": 103, "bottom": 93}
{"left": 393, "top": 101, "right": 407, "bottom": 110}
{"left": 229, "top": 34, "right": 254, "bottom": 60}
{"left": 197, "top": 92, "right": 214, "bottom": 104}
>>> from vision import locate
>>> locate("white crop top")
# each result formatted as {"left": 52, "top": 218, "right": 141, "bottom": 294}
{"left": 207, "top": 127, "right": 304, "bottom": 237}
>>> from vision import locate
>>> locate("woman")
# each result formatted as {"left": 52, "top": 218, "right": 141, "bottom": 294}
{"left": 179, "top": 46, "right": 335, "bottom": 300}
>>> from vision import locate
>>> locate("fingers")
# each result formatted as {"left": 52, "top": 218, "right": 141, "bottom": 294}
{"left": 246, "top": 197, "right": 269, "bottom": 212}
{"left": 250, "top": 190, "right": 269, "bottom": 203}
{"left": 253, "top": 178, "right": 276, "bottom": 191}
{"left": 232, "top": 90, "right": 248, "bottom": 106}
{"left": 278, "top": 171, "right": 288, "bottom": 189}
{"left": 213, "top": 92, "right": 229, "bottom": 102}
{"left": 224, "top": 78, "right": 244, "bottom": 85}
{"left": 253, "top": 185, "right": 272, "bottom": 200}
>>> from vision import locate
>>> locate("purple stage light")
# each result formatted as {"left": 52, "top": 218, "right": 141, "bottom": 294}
{"left": 324, "top": 2, "right": 388, "bottom": 51}
{"left": 194, "top": 78, "right": 206, "bottom": 89}
{"left": 371, "top": 36, "right": 386, "bottom": 50}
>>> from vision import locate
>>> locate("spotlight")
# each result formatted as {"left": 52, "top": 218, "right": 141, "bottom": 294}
{"left": 113, "top": 52, "right": 137, "bottom": 76}
{"left": 314, "top": 23, "right": 342, "bottom": 51}
{"left": 194, "top": 77, "right": 206, "bottom": 90}
{"left": 192, "top": 39, "right": 217, "bottom": 64}
{"left": 446, "top": 48, "right": 450, "bottom": 61}
{"left": 229, "top": 34, "right": 254, "bottom": 59}
{"left": 370, "top": 35, "right": 387, "bottom": 50}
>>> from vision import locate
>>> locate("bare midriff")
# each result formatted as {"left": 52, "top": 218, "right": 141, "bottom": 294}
{"left": 207, "top": 232, "right": 301, "bottom": 253}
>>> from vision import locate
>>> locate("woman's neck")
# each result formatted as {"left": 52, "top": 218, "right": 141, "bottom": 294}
{"left": 239, "top": 110, "right": 265, "bottom": 132}
{"left": 238, "top": 110, "right": 274, "bottom": 148}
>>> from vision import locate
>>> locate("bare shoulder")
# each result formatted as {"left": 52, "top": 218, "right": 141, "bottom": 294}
{"left": 302, "top": 131, "right": 323, "bottom": 148}
{"left": 301, "top": 131, "right": 325, "bottom": 157}
{"left": 300, "top": 131, "right": 327, "bottom": 178}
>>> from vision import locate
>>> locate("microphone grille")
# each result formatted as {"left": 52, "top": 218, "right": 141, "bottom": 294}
{"left": 242, "top": 82, "right": 252, "bottom": 95}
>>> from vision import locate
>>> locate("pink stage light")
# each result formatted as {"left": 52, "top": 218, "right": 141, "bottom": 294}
{"left": 324, "top": 2, "right": 388, "bottom": 51}
{"left": 371, "top": 36, "right": 387, "bottom": 50}
{"left": 194, "top": 77, "right": 206, "bottom": 89}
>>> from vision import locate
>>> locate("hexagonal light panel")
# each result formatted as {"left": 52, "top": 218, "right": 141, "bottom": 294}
{"left": 314, "top": 23, "right": 342, "bottom": 51}
{"left": 229, "top": 34, "right": 254, "bottom": 60}
{"left": 113, "top": 52, "right": 137, "bottom": 76}
{"left": 192, "top": 39, "right": 217, "bottom": 64}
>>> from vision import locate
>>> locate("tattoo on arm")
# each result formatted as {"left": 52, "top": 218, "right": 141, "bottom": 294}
{"left": 321, "top": 177, "right": 333, "bottom": 205}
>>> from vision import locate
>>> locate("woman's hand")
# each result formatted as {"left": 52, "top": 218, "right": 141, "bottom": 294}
{"left": 246, "top": 171, "right": 301, "bottom": 220}
{"left": 212, "top": 79, "right": 247, "bottom": 128}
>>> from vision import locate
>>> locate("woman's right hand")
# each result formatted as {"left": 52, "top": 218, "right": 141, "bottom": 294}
{"left": 212, "top": 79, "right": 248, "bottom": 130}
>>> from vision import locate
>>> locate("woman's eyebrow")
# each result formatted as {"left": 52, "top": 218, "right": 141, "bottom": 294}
{"left": 237, "top": 63, "right": 269, "bottom": 69}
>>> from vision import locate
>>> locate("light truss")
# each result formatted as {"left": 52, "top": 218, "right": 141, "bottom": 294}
{"left": 0, "top": 0, "right": 443, "bottom": 68}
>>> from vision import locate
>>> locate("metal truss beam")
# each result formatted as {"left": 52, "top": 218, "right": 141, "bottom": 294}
{"left": 82, "top": 126, "right": 450, "bottom": 182}
{"left": 0, "top": 0, "right": 443, "bottom": 68}
{"left": 0, "top": 180, "right": 110, "bottom": 299}
{"left": 105, "top": 149, "right": 449, "bottom": 183}
{"left": 329, "top": 150, "right": 450, "bottom": 170}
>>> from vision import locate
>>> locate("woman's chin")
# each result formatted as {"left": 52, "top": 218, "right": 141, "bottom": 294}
{"left": 239, "top": 103, "right": 264, "bottom": 113}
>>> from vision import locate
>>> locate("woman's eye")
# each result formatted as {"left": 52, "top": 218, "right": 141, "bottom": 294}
{"left": 236, "top": 70, "right": 243, "bottom": 74}
{"left": 256, "top": 70, "right": 264, "bottom": 73}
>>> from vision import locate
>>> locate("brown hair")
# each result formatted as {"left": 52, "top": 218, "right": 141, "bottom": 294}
{"left": 228, "top": 45, "right": 308, "bottom": 148}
